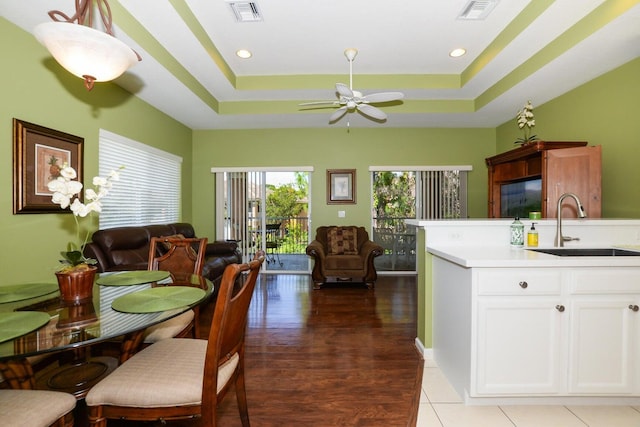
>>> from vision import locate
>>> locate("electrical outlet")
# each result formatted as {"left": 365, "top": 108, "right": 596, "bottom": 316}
{"left": 338, "top": 210, "right": 346, "bottom": 218}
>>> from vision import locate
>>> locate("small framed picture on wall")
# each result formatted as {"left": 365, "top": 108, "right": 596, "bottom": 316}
{"left": 13, "top": 118, "right": 84, "bottom": 214}
{"left": 327, "top": 169, "right": 356, "bottom": 204}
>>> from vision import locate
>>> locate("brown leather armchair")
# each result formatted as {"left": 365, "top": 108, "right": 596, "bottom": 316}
{"left": 306, "top": 226, "right": 383, "bottom": 289}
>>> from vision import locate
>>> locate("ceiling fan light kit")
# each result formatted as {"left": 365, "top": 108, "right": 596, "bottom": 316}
{"left": 299, "top": 48, "right": 404, "bottom": 125}
{"left": 34, "top": 0, "right": 140, "bottom": 91}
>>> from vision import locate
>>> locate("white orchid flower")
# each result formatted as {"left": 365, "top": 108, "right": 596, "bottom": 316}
{"left": 66, "top": 180, "right": 83, "bottom": 197}
{"left": 93, "top": 176, "right": 108, "bottom": 187}
{"left": 47, "top": 177, "right": 67, "bottom": 193}
{"left": 60, "top": 165, "right": 77, "bottom": 180}
{"left": 70, "top": 199, "right": 90, "bottom": 217}
{"left": 85, "top": 189, "right": 99, "bottom": 201}
{"left": 51, "top": 192, "right": 72, "bottom": 209}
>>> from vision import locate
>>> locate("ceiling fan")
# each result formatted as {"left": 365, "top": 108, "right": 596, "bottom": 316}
{"left": 299, "top": 48, "right": 404, "bottom": 124}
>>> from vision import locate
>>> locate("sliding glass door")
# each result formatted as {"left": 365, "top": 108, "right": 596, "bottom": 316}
{"left": 371, "top": 167, "right": 470, "bottom": 272}
{"left": 214, "top": 168, "right": 311, "bottom": 272}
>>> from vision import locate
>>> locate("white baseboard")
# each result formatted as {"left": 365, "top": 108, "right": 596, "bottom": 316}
{"left": 414, "top": 337, "right": 433, "bottom": 360}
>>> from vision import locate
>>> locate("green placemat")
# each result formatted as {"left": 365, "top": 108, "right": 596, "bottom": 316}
{"left": 111, "top": 286, "right": 206, "bottom": 313}
{"left": 96, "top": 270, "right": 170, "bottom": 286}
{"left": 0, "top": 282, "right": 58, "bottom": 304}
{"left": 0, "top": 311, "right": 51, "bottom": 343}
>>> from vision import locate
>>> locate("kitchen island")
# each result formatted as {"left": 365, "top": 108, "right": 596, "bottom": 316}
{"left": 408, "top": 218, "right": 640, "bottom": 405}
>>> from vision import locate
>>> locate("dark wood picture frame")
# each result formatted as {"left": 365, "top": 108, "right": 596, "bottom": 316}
{"left": 327, "top": 169, "right": 356, "bottom": 204}
{"left": 13, "top": 118, "right": 84, "bottom": 214}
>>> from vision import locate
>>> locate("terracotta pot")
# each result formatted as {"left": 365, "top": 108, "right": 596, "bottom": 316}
{"left": 55, "top": 265, "right": 98, "bottom": 303}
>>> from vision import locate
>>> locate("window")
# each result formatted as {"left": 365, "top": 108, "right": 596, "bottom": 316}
{"left": 370, "top": 166, "right": 470, "bottom": 271}
{"left": 98, "top": 130, "right": 182, "bottom": 229}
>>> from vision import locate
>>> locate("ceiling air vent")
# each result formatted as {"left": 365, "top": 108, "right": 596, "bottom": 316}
{"left": 227, "top": 2, "right": 262, "bottom": 22}
{"left": 457, "top": 0, "right": 498, "bottom": 20}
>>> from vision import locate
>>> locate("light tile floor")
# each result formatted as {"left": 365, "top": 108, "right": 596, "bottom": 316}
{"left": 417, "top": 357, "right": 640, "bottom": 427}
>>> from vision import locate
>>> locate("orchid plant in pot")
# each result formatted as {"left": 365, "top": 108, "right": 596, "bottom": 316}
{"left": 48, "top": 164, "right": 123, "bottom": 302}
{"left": 515, "top": 100, "right": 537, "bottom": 145}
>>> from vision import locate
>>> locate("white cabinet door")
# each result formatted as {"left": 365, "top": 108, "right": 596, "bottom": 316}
{"left": 568, "top": 297, "right": 637, "bottom": 394}
{"left": 475, "top": 297, "right": 565, "bottom": 395}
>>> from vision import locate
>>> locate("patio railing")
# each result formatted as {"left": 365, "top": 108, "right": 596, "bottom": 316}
{"left": 372, "top": 216, "right": 417, "bottom": 271}
{"left": 235, "top": 216, "right": 309, "bottom": 254}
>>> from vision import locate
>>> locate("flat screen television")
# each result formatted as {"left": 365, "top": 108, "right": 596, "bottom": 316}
{"left": 500, "top": 178, "right": 542, "bottom": 218}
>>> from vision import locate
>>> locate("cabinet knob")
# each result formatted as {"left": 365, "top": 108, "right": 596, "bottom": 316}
{"left": 630, "top": 305, "right": 639, "bottom": 312}
{"left": 555, "top": 305, "right": 565, "bottom": 312}
{"left": 519, "top": 281, "right": 528, "bottom": 289}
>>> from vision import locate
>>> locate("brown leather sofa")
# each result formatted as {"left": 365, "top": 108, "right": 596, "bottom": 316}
{"left": 306, "top": 226, "right": 383, "bottom": 289}
{"left": 83, "top": 223, "right": 241, "bottom": 284}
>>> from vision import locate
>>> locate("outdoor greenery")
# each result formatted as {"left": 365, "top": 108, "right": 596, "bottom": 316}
{"left": 372, "top": 170, "right": 464, "bottom": 226}
{"left": 372, "top": 171, "right": 416, "bottom": 231}
{"left": 265, "top": 172, "right": 309, "bottom": 254}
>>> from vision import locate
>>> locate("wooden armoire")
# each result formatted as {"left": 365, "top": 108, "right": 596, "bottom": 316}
{"left": 486, "top": 141, "right": 602, "bottom": 218}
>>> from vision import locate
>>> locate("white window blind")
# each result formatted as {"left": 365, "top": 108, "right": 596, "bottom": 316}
{"left": 98, "top": 130, "right": 182, "bottom": 229}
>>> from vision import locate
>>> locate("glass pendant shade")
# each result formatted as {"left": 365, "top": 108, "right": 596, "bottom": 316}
{"left": 34, "top": 21, "right": 139, "bottom": 90}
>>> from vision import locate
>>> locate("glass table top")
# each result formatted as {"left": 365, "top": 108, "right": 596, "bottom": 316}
{"left": 0, "top": 272, "right": 213, "bottom": 360}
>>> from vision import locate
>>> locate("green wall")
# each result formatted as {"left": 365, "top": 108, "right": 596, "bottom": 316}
{"left": 4, "top": 14, "right": 640, "bottom": 350}
{"left": 0, "top": 18, "right": 192, "bottom": 283}
{"left": 191, "top": 128, "right": 496, "bottom": 238}
{"left": 497, "top": 57, "right": 640, "bottom": 218}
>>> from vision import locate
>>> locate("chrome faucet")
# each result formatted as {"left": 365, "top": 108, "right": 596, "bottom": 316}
{"left": 555, "top": 192, "right": 587, "bottom": 247}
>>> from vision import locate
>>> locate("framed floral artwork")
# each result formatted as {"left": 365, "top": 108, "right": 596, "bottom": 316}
{"left": 13, "top": 118, "right": 84, "bottom": 214}
{"left": 327, "top": 169, "right": 356, "bottom": 204}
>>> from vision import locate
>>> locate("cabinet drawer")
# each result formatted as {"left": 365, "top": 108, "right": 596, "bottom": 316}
{"left": 477, "top": 269, "right": 562, "bottom": 295}
{"left": 570, "top": 268, "right": 640, "bottom": 294}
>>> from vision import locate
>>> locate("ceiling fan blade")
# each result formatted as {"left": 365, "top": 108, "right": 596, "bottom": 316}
{"left": 357, "top": 104, "right": 387, "bottom": 121}
{"left": 299, "top": 100, "right": 339, "bottom": 106}
{"left": 335, "top": 83, "right": 353, "bottom": 98}
{"left": 361, "top": 92, "right": 405, "bottom": 103}
{"left": 329, "top": 106, "right": 348, "bottom": 123}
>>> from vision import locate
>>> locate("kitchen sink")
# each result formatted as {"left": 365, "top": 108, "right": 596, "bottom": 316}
{"left": 529, "top": 248, "right": 640, "bottom": 257}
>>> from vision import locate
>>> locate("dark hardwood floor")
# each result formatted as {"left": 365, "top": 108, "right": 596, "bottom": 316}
{"left": 98, "top": 274, "right": 423, "bottom": 426}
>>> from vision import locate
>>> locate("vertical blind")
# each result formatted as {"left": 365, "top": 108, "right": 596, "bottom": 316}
{"left": 98, "top": 130, "right": 182, "bottom": 229}
{"left": 370, "top": 166, "right": 471, "bottom": 221}
{"left": 418, "top": 170, "right": 468, "bottom": 219}
{"left": 217, "top": 171, "right": 266, "bottom": 263}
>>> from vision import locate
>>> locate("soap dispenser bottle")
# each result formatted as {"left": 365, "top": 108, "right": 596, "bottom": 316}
{"left": 510, "top": 217, "right": 524, "bottom": 248}
{"left": 527, "top": 222, "right": 538, "bottom": 247}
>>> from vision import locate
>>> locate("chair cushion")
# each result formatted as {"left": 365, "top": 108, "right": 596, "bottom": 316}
{"left": 325, "top": 254, "right": 365, "bottom": 271}
{"left": 0, "top": 389, "right": 76, "bottom": 426}
{"left": 143, "top": 310, "right": 195, "bottom": 343}
{"left": 86, "top": 338, "right": 239, "bottom": 408}
{"left": 326, "top": 227, "right": 358, "bottom": 255}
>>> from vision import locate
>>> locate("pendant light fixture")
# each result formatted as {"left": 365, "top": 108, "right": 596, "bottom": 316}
{"left": 34, "top": 0, "right": 141, "bottom": 91}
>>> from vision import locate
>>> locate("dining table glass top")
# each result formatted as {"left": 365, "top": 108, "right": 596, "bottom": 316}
{"left": 0, "top": 271, "right": 213, "bottom": 360}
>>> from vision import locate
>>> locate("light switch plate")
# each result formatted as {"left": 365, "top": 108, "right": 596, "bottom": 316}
{"left": 338, "top": 210, "right": 346, "bottom": 218}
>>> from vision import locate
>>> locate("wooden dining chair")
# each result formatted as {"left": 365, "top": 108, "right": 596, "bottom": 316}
{"left": 85, "top": 252, "right": 265, "bottom": 427}
{"left": 144, "top": 236, "right": 208, "bottom": 342}
{"left": 0, "top": 389, "right": 76, "bottom": 427}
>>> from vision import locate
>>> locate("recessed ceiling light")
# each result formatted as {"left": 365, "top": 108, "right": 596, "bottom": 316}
{"left": 449, "top": 48, "right": 467, "bottom": 58}
{"left": 236, "top": 49, "right": 252, "bottom": 59}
